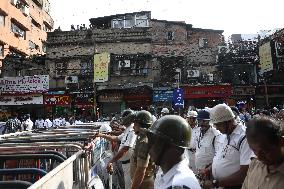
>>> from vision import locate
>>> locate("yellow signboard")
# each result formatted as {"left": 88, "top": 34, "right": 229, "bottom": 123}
{"left": 259, "top": 42, "right": 273, "bottom": 74}
{"left": 94, "top": 52, "right": 110, "bottom": 82}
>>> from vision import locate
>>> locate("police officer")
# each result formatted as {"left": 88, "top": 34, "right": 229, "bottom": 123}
{"left": 130, "top": 110, "right": 156, "bottom": 189}
{"left": 202, "top": 104, "right": 254, "bottom": 189}
{"left": 194, "top": 109, "right": 221, "bottom": 170}
{"left": 147, "top": 115, "right": 201, "bottom": 189}
{"left": 96, "top": 109, "right": 137, "bottom": 189}
{"left": 160, "top": 108, "right": 170, "bottom": 117}
{"left": 186, "top": 110, "right": 198, "bottom": 172}
{"left": 22, "top": 114, "right": 33, "bottom": 131}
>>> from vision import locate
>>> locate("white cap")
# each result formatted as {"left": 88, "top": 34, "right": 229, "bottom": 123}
{"left": 99, "top": 124, "right": 112, "bottom": 133}
{"left": 210, "top": 104, "right": 235, "bottom": 124}
{"left": 161, "top": 108, "right": 170, "bottom": 114}
{"left": 187, "top": 110, "right": 198, "bottom": 118}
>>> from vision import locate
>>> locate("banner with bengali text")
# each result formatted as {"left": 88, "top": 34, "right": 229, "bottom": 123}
{"left": 94, "top": 52, "right": 110, "bottom": 82}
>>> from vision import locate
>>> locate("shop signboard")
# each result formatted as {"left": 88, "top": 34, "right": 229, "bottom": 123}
{"left": 0, "top": 75, "right": 49, "bottom": 93}
{"left": 0, "top": 94, "right": 43, "bottom": 105}
{"left": 233, "top": 86, "right": 255, "bottom": 96}
{"left": 173, "top": 88, "right": 184, "bottom": 107}
{"left": 44, "top": 95, "right": 71, "bottom": 106}
{"left": 184, "top": 85, "right": 232, "bottom": 99}
{"left": 73, "top": 93, "right": 94, "bottom": 108}
{"left": 153, "top": 90, "right": 173, "bottom": 102}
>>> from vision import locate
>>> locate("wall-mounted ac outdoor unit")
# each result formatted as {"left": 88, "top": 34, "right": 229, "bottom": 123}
{"left": 207, "top": 73, "right": 214, "bottom": 81}
{"left": 11, "top": 0, "right": 18, "bottom": 6}
{"left": 118, "top": 60, "right": 131, "bottom": 68}
{"left": 187, "top": 70, "right": 200, "bottom": 78}
{"left": 23, "top": 6, "right": 30, "bottom": 16}
{"left": 65, "top": 76, "right": 78, "bottom": 84}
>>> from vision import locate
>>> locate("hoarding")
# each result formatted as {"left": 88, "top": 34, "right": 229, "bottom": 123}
{"left": 259, "top": 42, "right": 273, "bottom": 74}
{"left": 153, "top": 90, "right": 173, "bottom": 102}
{"left": 94, "top": 52, "right": 110, "bottom": 82}
{"left": 0, "top": 75, "right": 49, "bottom": 93}
{"left": 0, "top": 94, "right": 43, "bottom": 105}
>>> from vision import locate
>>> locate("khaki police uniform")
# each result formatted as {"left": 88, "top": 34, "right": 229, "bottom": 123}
{"left": 130, "top": 133, "right": 155, "bottom": 189}
{"left": 117, "top": 124, "right": 137, "bottom": 189}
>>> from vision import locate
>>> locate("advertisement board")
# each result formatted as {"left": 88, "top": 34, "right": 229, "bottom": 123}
{"left": 94, "top": 52, "right": 110, "bottom": 82}
{"left": 0, "top": 94, "right": 43, "bottom": 105}
{"left": 0, "top": 75, "right": 49, "bottom": 93}
{"left": 259, "top": 42, "right": 273, "bottom": 74}
{"left": 153, "top": 90, "right": 173, "bottom": 102}
{"left": 44, "top": 95, "right": 71, "bottom": 106}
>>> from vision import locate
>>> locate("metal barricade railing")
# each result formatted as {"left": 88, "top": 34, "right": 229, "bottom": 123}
{"left": 0, "top": 122, "right": 109, "bottom": 189}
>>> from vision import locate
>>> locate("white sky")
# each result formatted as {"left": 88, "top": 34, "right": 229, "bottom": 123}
{"left": 49, "top": 0, "right": 284, "bottom": 38}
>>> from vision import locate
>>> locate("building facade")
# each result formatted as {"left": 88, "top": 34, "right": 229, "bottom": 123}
{"left": 46, "top": 11, "right": 225, "bottom": 117}
{"left": 0, "top": 0, "right": 53, "bottom": 66}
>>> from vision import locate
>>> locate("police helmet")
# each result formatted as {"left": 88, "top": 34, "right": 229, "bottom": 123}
{"left": 134, "top": 110, "right": 153, "bottom": 128}
{"left": 148, "top": 115, "right": 191, "bottom": 148}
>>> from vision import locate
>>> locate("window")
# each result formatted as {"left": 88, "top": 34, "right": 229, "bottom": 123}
{"left": 0, "top": 14, "right": 5, "bottom": 27}
{"left": 124, "top": 15, "right": 134, "bottom": 28}
{"left": 80, "top": 61, "right": 92, "bottom": 75}
{"left": 43, "top": 23, "right": 51, "bottom": 32}
{"left": 135, "top": 15, "right": 149, "bottom": 27}
{"left": 167, "top": 31, "right": 174, "bottom": 40}
{"left": 55, "top": 62, "right": 67, "bottom": 77}
{"left": 199, "top": 38, "right": 209, "bottom": 48}
{"left": 31, "top": 18, "right": 41, "bottom": 29}
{"left": 112, "top": 14, "right": 149, "bottom": 28}
{"left": 112, "top": 19, "right": 124, "bottom": 28}
{"left": 11, "top": 22, "right": 26, "bottom": 39}
{"left": 29, "top": 40, "right": 36, "bottom": 49}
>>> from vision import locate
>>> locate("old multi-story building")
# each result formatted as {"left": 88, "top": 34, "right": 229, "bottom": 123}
{"left": 0, "top": 0, "right": 53, "bottom": 119}
{"left": 257, "top": 28, "right": 284, "bottom": 108}
{"left": 0, "top": 0, "right": 53, "bottom": 66}
{"left": 46, "top": 11, "right": 225, "bottom": 117}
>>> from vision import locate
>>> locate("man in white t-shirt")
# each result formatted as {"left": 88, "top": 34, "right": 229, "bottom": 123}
{"left": 201, "top": 104, "right": 254, "bottom": 189}
{"left": 35, "top": 117, "right": 45, "bottom": 130}
{"left": 44, "top": 116, "right": 53, "bottom": 129}
{"left": 22, "top": 114, "right": 33, "bottom": 131}
{"left": 194, "top": 109, "right": 221, "bottom": 170}
{"left": 186, "top": 110, "right": 198, "bottom": 172}
{"left": 96, "top": 109, "right": 137, "bottom": 189}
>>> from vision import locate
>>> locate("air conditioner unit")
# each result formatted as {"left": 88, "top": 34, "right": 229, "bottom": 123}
{"left": 218, "top": 45, "right": 229, "bottom": 54}
{"left": 118, "top": 60, "right": 131, "bottom": 68}
{"left": 65, "top": 76, "right": 78, "bottom": 84}
{"left": 207, "top": 73, "right": 214, "bottom": 81}
{"left": 187, "top": 70, "right": 200, "bottom": 78}
{"left": 23, "top": 6, "right": 29, "bottom": 16}
{"left": 11, "top": 0, "right": 18, "bottom": 5}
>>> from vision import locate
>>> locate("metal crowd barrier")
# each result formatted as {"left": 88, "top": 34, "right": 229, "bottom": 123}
{"left": 0, "top": 122, "right": 109, "bottom": 189}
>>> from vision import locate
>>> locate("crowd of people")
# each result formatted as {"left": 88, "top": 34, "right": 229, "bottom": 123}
{"left": 2, "top": 114, "right": 91, "bottom": 134}
{"left": 1, "top": 104, "right": 284, "bottom": 188}
{"left": 95, "top": 104, "right": 284, "bottom": 189}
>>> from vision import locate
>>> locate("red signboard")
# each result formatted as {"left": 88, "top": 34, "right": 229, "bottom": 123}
{"left": 184, "top": 85, "right": 232, "bottom": 99}
{"left": 44, "top": 95, "right": 71, "bottom": 106}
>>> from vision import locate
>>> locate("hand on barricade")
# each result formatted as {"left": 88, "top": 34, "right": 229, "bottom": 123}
{"left": 200, "top": 179, "right": 213, "bottom": 189}
{"left": 107, "top": 162, "right": 114, "bottom": 174}
{"left": 198, "top": 168, "right": 210, "bottom": 180}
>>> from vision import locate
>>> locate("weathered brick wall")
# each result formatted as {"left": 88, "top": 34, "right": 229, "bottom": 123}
{"left": 95, "top": 43, "right": 151, "bottom": 54}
